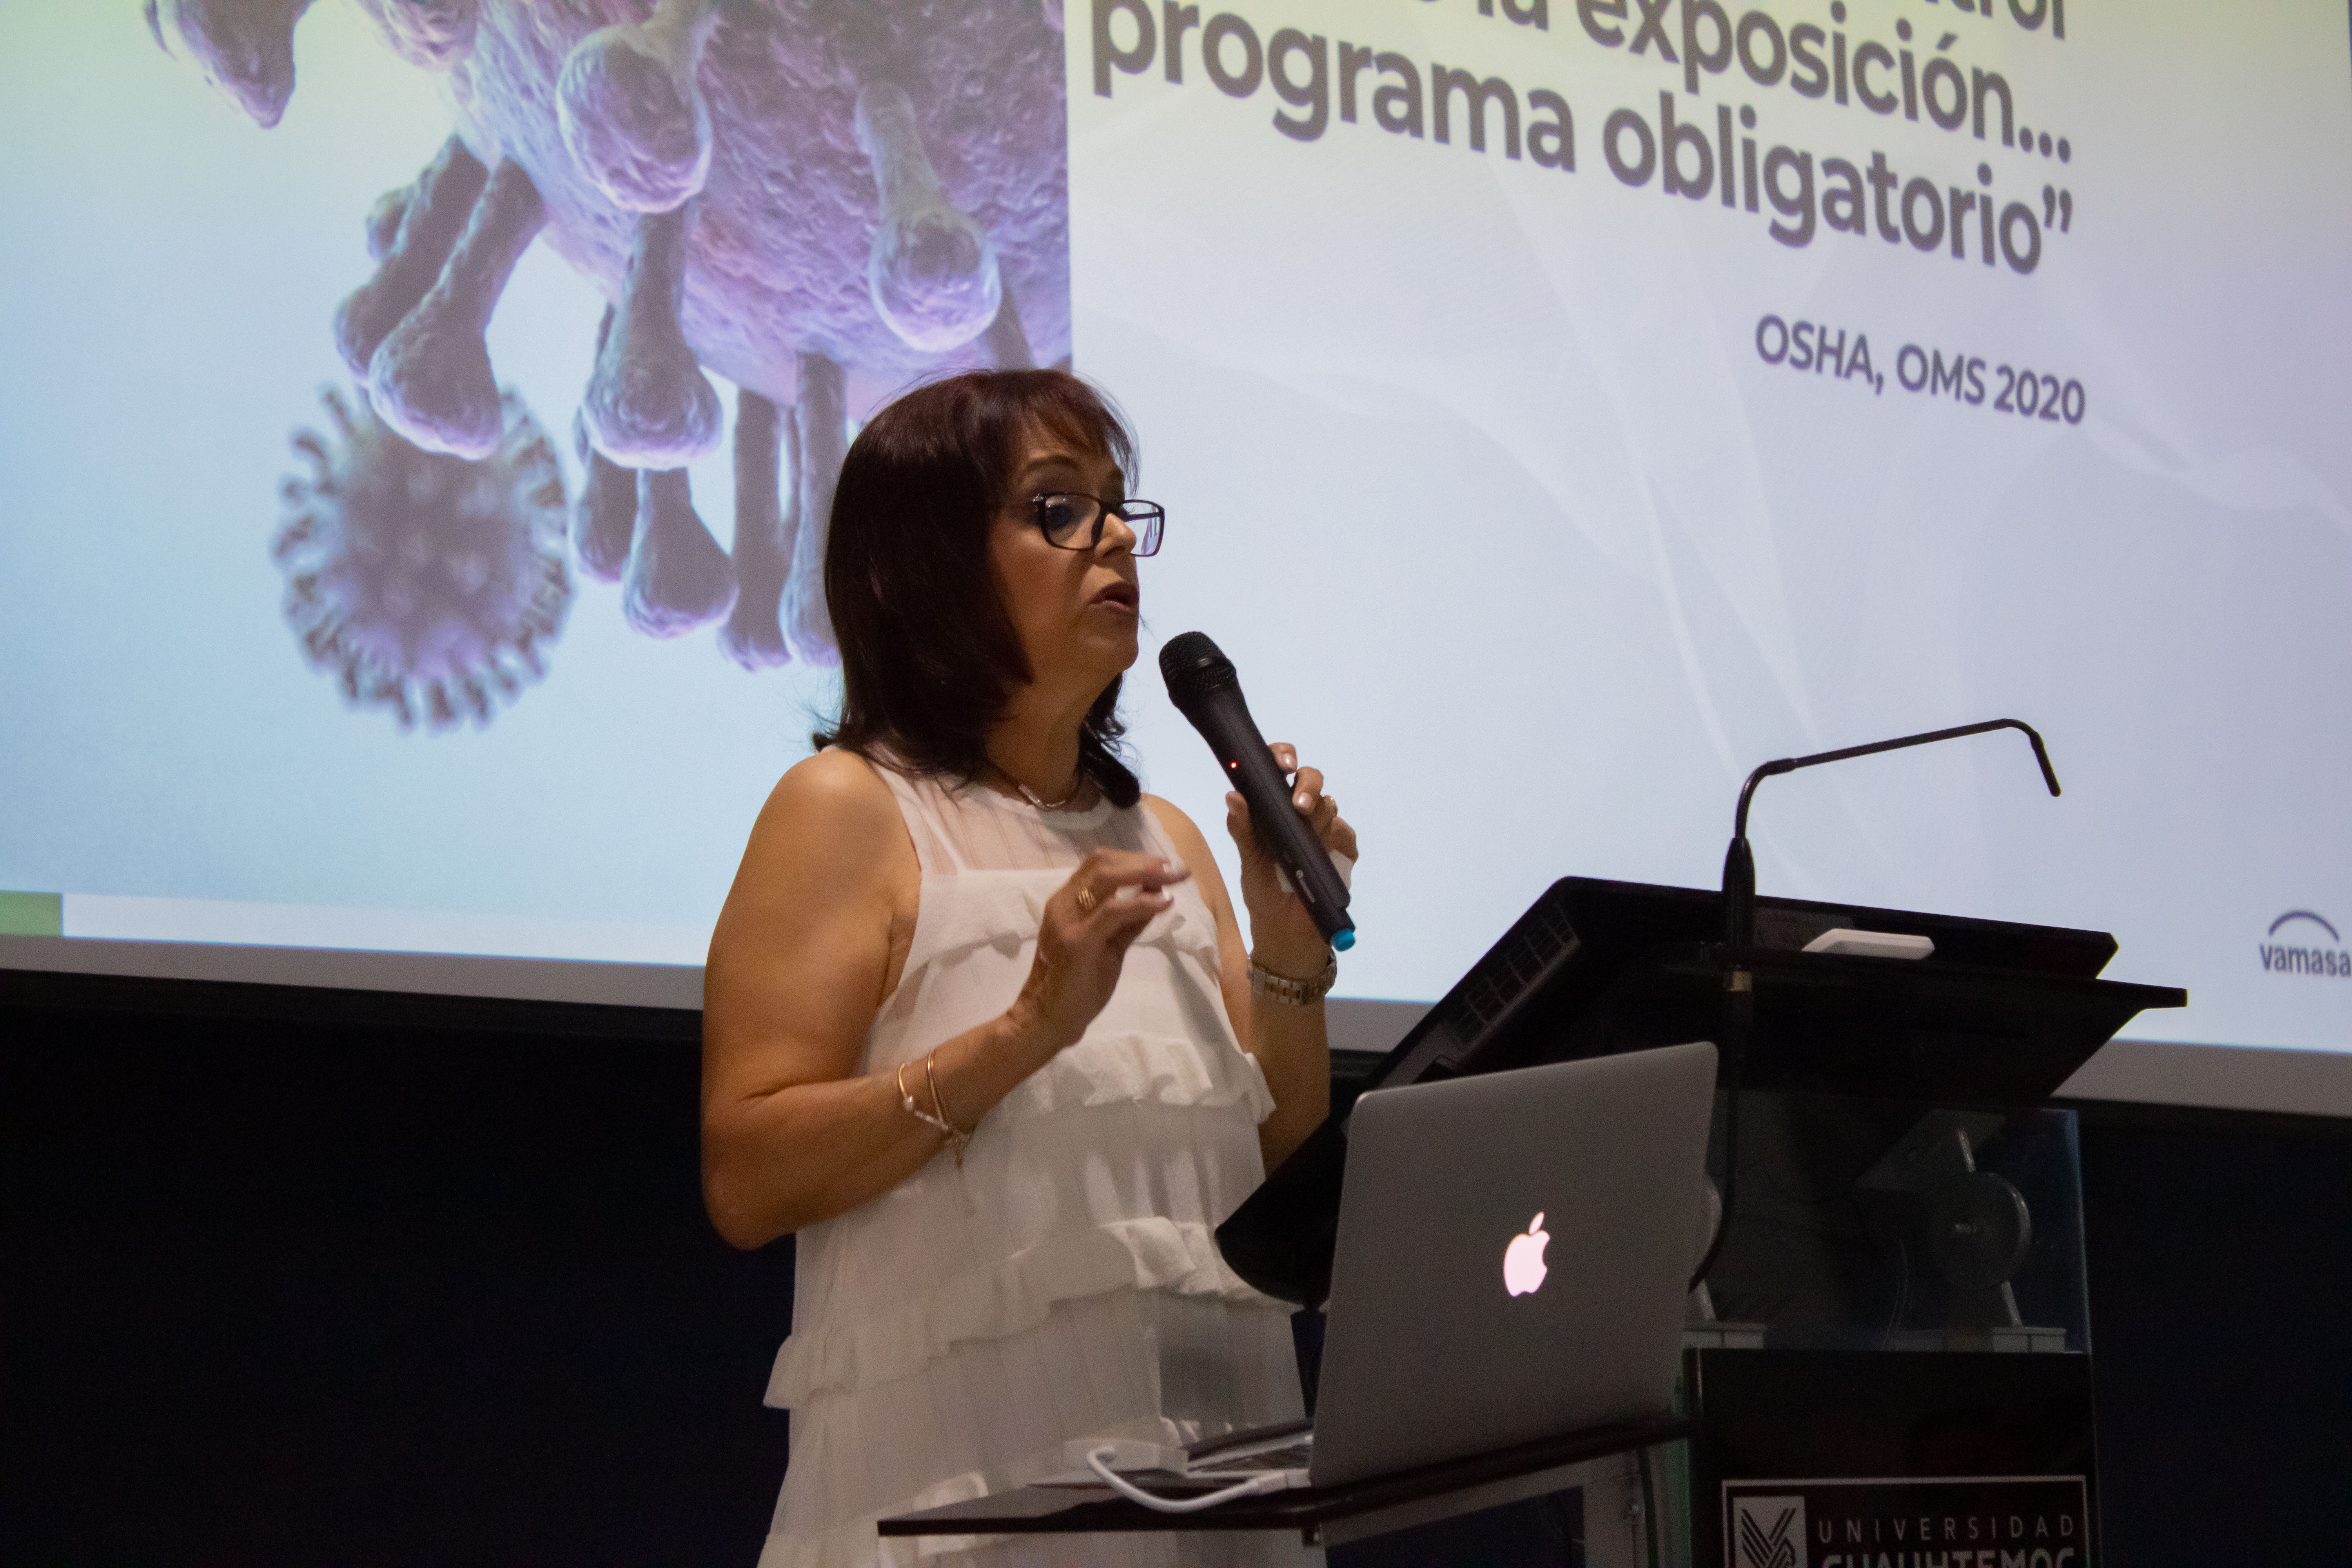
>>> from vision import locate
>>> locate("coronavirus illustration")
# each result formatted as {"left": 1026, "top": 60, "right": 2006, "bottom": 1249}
{"left": 148, "top": 0, "right": 1072, "bottom": 672}
{"left": 274, "top": 384, "right": 572, "bottom": 730}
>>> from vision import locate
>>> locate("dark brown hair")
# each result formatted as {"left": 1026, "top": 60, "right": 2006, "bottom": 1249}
{"left": 815, "top": 369, "right": 1142, "bottom": 807}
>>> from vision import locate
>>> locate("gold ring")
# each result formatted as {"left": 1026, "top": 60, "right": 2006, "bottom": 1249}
{"left": 1075, "top": 886, "right": 1099, "bottom": 915}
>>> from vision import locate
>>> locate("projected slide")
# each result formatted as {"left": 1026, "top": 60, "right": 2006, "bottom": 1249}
{"left": 1, "top": 1, "right": 2347, "bottom": 1062}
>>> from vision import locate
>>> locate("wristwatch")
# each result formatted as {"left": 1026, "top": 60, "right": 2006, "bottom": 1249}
{"left": 1247, "top": 951, "right": 1339, "bottom": 1005}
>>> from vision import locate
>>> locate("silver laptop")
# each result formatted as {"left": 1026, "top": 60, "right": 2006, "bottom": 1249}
{"left": 1060, "top": 1040, "right": 1717, "bottom": 1490}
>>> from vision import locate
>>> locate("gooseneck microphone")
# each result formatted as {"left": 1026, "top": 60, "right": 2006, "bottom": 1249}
{"left": 1720, "top": 718, "right": 2062, "bottom": 957}
{"left": 1689, "top": 717, "right": 2062, "bottom": 1291}
{"left": 1159, "top": 632, "right": 1356, "bottom": 952}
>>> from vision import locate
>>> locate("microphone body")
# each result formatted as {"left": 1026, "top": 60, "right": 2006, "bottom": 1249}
{"left": 1159, "top": 633, "right": 1356, "bottom": 951}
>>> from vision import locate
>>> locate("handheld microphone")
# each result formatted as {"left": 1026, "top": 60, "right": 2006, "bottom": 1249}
{"left": 1158, "top": 632, "right": 1356, "bottom": 952}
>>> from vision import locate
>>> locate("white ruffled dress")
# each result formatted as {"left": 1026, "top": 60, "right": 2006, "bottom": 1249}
{"left": 757, "top": 763, "right": 1321, "bottom": 1568}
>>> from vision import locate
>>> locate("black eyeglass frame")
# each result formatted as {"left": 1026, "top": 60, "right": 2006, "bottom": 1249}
{"left": 1024, "top": 492, "right": 1166, "bottom": 557}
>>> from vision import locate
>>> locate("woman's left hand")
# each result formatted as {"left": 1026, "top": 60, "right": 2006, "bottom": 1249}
{"left": 1225, "top": 742, "right": 1359, "bottom": 981}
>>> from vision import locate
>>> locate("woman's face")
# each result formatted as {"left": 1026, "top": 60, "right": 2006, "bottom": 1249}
{"left": 989, "top": 423, "right": 1142, "bottom": 695}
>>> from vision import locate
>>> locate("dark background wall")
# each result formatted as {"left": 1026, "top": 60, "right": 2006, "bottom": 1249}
{"left": 4, "top": 970, "right": 2347, "bottom": 1567}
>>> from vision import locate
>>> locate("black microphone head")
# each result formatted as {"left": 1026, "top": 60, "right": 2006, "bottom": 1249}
{"left": 1159, "top": 631, "right": 1238, "bottom": 711}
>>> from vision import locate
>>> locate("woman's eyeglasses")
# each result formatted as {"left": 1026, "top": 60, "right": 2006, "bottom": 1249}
{"left": 1026, "top": 493, "right": 1165, "bottom": 557}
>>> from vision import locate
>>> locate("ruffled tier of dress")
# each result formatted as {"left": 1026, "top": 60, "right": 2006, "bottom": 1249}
{"left": 776, "top": 1080, "right": 1279, "bottom": 1396}
{"left": 771, "top": 1212, "right": 1263, "bottom": 1405}
{"left": 763, "top": 1288, "right": 1312, "bottom": 1568}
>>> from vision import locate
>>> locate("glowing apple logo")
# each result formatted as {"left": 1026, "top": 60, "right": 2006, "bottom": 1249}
{"left": 1503, "top": 1212, "right": 1551, "bottom": 1297}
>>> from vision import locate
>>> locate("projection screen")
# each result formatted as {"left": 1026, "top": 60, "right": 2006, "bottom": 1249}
{"left": 1, "top": 0, "right": 2347, "bottom": 1113}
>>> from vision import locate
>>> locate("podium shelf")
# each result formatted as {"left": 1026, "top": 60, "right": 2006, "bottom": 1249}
{"left": 875, "top": 1416, "right": 1690, "bottom": 1550}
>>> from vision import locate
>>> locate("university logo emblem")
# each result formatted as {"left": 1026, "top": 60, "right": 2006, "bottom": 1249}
{"left": 1731, "top": 1495, "right": 1806, "bottom": 1568}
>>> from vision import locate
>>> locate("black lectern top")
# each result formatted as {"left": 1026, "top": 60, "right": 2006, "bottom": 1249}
{"left": 1218, "top": 877, "right": 2186, "bottom": 1306}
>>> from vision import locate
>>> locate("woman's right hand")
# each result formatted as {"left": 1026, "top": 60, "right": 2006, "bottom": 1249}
{"left": 1009, "top": 850, "right": 1192, "bottom": 1056}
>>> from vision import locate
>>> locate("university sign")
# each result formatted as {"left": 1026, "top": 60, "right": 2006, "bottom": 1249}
{"left": 1723, "top": 1477, "right": 2088, "bottom": 1568}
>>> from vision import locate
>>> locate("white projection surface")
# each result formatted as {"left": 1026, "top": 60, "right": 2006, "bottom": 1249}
{"left": 1, "top": 2, "right": 2348, "bottom": 1110}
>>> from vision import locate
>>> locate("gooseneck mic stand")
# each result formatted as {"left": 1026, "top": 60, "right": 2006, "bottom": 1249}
{"left": 1688, "top": 719, "right": 2063, "bottom": 1291}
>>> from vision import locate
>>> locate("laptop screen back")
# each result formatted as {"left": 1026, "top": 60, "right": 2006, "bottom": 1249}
{"left": 1308, "top": 1041, "right": 1718, "bottom": 1486}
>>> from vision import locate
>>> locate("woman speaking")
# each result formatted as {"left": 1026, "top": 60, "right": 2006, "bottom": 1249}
{"left": 701, "top": 370, "right": 1357, "bottom": 1566}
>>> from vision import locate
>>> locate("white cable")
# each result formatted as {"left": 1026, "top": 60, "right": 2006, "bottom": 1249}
{"left": 1083, "top": 1447, "right": 1294, "bottom": 1514}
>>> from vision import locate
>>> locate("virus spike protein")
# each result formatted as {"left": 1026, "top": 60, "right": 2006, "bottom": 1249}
{"left": 720, "top": 387, "right": 793, "bottom": 670}
{"left": 624, "top": 468, "right": 736, "bottom": 637}
{"left": 582, "top": 202, "right": 724, "bottom": 467}
{"left": 336, "top": 136, "right": 491, "bottom": 381}
{"left": 369, "top": 157, "right": 548, "bottom": 461}
{"left": 571, "top": 399, "right": 640, "bottom": 584}
{"left": 557, "top": 0, "right": 721, "bottom": 215}
{"left": 785, "top": 350, "right": 844, "bottom": 664}
{"left": 854, "top": 81, "right": 1002, "bottom": 354}
{"left": 147, "top": 0, "right": 314, "bottom": 129}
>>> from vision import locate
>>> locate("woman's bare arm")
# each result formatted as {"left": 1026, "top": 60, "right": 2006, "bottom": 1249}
{"left": 702, "top": 751, "right": 954, "bottom": 1248}
{"left": 1145, "top": 751, "right": 1356, "bottom": 1174}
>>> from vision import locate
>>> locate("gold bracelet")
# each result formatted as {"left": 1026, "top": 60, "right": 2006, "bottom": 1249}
{"left": 897, "top": 1059, "right": 957, "bottom": 1145}
{"left": 922, "top": 1050, "right": 973, "bottom": 1167}
{"left": 894, "top": 1051, "right": 973, "bottom": 1166}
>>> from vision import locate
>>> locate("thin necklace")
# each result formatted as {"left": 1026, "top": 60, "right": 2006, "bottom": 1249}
{"left": 995, "top": 761, "right": 1083, "bottom": 811}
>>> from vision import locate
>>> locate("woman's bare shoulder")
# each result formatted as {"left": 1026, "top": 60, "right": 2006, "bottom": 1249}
{"left": 1141, "top": 793, "right": 1234, "bottom": 898}
{"left": 735, "top": 750, "right": 910, "bottom": 897}
{"left": 1143, "top": 799, "right": 1232, "bottom": 884}
{"left": 771, "top": 747, "right": 897, "bottom": 817}
{"left": 1143, "top": 804, "right": 1214, "bottom": 851}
